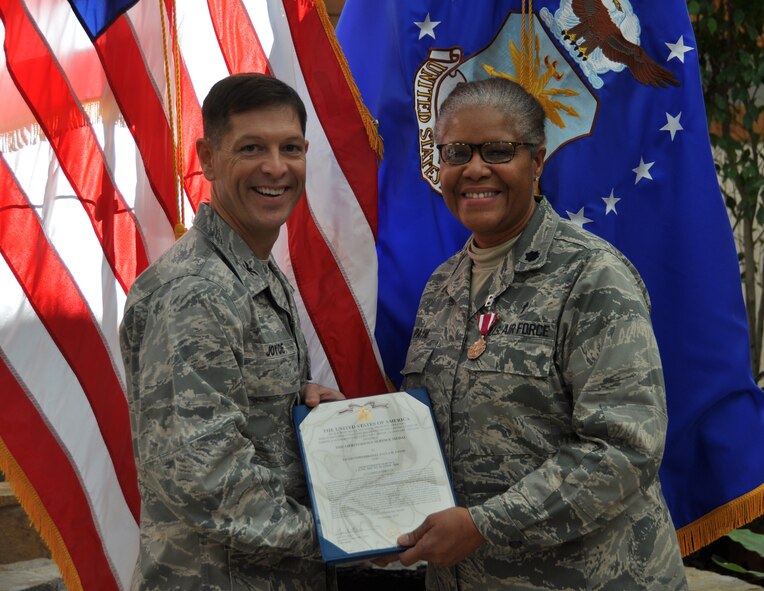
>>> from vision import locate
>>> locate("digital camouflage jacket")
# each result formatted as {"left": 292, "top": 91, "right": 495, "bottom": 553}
{"left": 120, "top": 204, "right": 333, "bottom": 590}
{"left": 402, "top": 198, "right": 687, "bottom": 591}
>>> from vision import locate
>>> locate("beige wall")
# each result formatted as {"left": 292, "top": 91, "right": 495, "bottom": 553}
{"left": 324, "top": 0, "right": 346, "bottom": 27}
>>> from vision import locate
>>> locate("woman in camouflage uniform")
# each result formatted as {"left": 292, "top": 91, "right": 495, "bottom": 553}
{"left": 395, "top": 78, "right": 688, "bottom": 590}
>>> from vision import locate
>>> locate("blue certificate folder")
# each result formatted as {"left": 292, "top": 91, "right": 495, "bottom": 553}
{"left": 292, "top": 388, "right": 455, "bottom": 564}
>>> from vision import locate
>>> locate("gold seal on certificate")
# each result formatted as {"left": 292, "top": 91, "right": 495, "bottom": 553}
{"left": 293, "top": 389, "right": 455, "bottom": 564}
{"left": 356, "top": 405, "right": 372, "bottom": 423}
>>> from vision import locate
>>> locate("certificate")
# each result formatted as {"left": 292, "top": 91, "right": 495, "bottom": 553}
{"left": 292, "top": 389, "right": 455, "bottom": 564}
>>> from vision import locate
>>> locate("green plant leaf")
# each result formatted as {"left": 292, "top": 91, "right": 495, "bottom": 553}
{"left": 712, "top": 555, "right": 764, "bottom": 579}
{"left": 727, "top": 528, "right": 764, "bottom": 557}
{"left": 712, "top": 556, "right": 750, "bottom": 574}
{"left": 755, "top": 206, "right": 764, "bottom": 226}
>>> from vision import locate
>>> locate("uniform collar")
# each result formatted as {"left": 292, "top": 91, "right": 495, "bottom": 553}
{"left": 193, "top": 203, "right": 261, "bottom": 271}
{"left": 193, "top": 203, "right": 294, "bottom": 304}
{"left": 512, "top": 196, "right": 559, "bottom": 274}
{"left": 445, "top": 196, "right": 559, "bottom": 310}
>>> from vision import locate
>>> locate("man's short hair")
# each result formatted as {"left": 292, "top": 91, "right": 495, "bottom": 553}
{"left": 201, "top": 73, "right": 307, "bottom": 146}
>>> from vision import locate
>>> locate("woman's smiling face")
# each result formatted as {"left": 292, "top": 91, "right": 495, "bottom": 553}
{"left": 438, "top": 104, "right": 546, "bottom": 248}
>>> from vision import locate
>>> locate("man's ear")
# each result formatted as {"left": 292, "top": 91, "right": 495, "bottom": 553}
{"left": 196, "top": 138, "right": 215, "bottom": 181}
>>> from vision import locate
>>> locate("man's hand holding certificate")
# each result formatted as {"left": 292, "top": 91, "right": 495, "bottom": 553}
{"left": 292, "top": 389, "right": 456, "bottom": 564}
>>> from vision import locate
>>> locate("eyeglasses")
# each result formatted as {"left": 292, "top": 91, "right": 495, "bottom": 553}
{"left": 436, "top": 141, "right": 536, "bottom": 165}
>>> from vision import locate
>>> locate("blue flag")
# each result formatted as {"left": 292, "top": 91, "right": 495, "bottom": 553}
{"left": 67, "top": 0, "right": 139, "bottom": 39}
{"left": 337, "top": 0, "right": 764, "bottom": 552}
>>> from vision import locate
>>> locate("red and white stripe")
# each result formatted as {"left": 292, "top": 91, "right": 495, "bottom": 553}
{"left": 0, "top": 1, "right": 384, "bottom": 589}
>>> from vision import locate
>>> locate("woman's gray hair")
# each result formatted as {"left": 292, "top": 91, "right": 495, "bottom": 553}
{"left": 434, "top": 78, "right": 546, "bottom": 152}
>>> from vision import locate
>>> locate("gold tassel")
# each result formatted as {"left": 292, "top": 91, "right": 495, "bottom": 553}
{"left": 159, "top": 0, "right": 186, "bottom": 240}
{"left": 676, "top": 482, "right": 764, "bottom": 556}
{"left": 313, "top": 0, "right": 384, "bottom": 159}
{"left": 170, "top": 0, "right": 186, "bottom": 239}
{"left": 0, "top": 436, "right": 84, "bottom": 591}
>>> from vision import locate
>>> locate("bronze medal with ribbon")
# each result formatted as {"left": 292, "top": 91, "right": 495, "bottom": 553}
{"left": 467, "top": 311, "right": 498, "bottom": 360}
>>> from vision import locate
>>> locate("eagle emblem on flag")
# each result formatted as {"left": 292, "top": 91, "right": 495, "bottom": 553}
{"left": 540, "top": 0, "right": 680, "bottom": 89}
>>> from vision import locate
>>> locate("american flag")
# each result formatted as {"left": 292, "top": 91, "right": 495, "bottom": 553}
{"left": 0, "top": 0, "right": 385, "bottom": 588}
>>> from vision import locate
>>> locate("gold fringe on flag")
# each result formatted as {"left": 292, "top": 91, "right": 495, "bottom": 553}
{"left": 313, "top": 0, "right": 384, "bottom": 159}
{"left": 0, "top": 436, "right": 83, "bottom": 591}
{"left": 676, "top": 482, "right": 764, "bottom": 556}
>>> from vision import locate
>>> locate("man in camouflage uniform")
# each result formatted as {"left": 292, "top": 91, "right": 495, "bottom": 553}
{"left": 120, "top": 74, "right": 340, "bottom": 590}
{"left": 400, "top": 197, "right": 687, "bottom": 590}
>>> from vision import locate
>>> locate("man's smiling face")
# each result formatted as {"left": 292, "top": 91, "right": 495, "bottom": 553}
{"left": 199, "top": 105, "right": 308, "bottom": 258}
